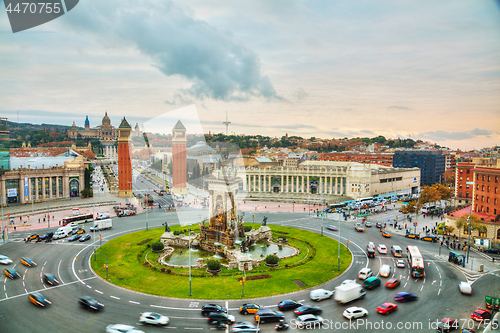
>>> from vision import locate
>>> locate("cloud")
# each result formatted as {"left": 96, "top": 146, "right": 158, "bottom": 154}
{"left": 388, "top": 106, "right": 411, "bottom": 110}
{"left": 293, "top": 87, "right": 308, "bottom": 101}
{"left": 62, "top": 0, "right": 282, "bottom": 103}
{"left": 420, "top": 128, "right": 495, "bottom": 141}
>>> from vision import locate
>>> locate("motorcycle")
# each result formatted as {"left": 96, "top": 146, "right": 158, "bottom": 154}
{"left": 275, "top": 321, "right": 289, "bottom": 330}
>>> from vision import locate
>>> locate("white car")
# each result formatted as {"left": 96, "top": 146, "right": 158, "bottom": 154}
{"left": 459, "top": 281, "right": 472, "bottom": 294}
{"left": 343, "top": 307, "right": 368, "bottom": 319}
{"left": 358, "top": 268, "right": 373, "bottom": 280}
{"left": 139, "top": 312, "right": 170, "bottom": 326}
{"left": 341, "top": 279, "right": 356, "bottom": 285}
{"left": 377, "top": 244, "right": 388, "bottom": 254}
{"left": 367, "top": 242, "right": 375, "bottom": 250}
{"left": 396, "top": 259, "right": 405, "bottom": 268}
{"left": 106, "top": 324, "right": 145, "bottom": 333}
{"left": 379, "top": 264, "right": 391, "bottom": 277}
{"left": 296, "top": 314, "right": 324, "bottom": 328}
{"left": 0, "top": 255, "right": 13, "bottom": 265}
{"left": 309, "top": 288, "right": 334, "bottom": 301}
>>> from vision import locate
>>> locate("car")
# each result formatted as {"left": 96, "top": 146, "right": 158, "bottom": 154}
{"left": 471, "top": 309, "right": 491, "bottom": 321}
{"left": 342, "top": 307, "right": 368, "bottom": 319}
{"left": 437, "top": 318, "right": 458, "bottom": 332}
{"left": 376, "top": 302, "right": 397, "bottom": 314}
{"left": 254, "top": 310, "right": 285, "bottom": 324}
{"left": 68, "top": 234, "right": 82, "bottom": 242}
{"left": 326, "top": 225, "right": 339, "bottom": 231}
{"left": 396, "top": 259, "right": 406, "bottom": 268}
{"left": 394, "top": 292, "right": 418, "bottom": 302}
{"left": 377, "top": 244, "right": 388, "bottom": 254}
{"left": 294, "top": 305, "right": 322, "bottom": 316}
{"left": 421, "top": 235, "right": 439, "bottom": 242}
{"left": 4, "top": 267, "right": 20, "bottom": 279}
{"left": 106, "top": 324, "right": 145, "bottom": 333}
{"left": 376, "top": 222, "right": 383, "bottom": 228}
{"left": 139, "top": 312, "right": 169, "bottom": 326}
{"left": 358, "top": 268, "right": 373, "bottom": 280}
{"left": 278, "top": 299, "right": 302, "bottom": 311}
{"left": 43, "top": 273, "right": 60, "bottom": 286}
{"left": 355, "top": 224, "right": 364, "bottom": 232}
{"left": 207, "top": 312, "right": 236, "bottom": 325}
{"left": 365, "top": 222, "right": 372, "bottom": 227}
{"left": 367, "top": 242, "right": 375, "bottom": 250}
{"left": 379, "top": 264, "right": 391, "bottom": 277}
{"left": 382, "top": 231, "right": 391, "bottom": 238}
{"left": 367, "top": 248, "right": 376, "bottom": 258}
{"left": 461, "top": 330, "right": 476, "bottom": 333}
{"left": 79, "top": 296, "right": 104, "bottom": 311}
{"left": 73, "top": 228, "right": 86, "bottom": 235}
{"left": 24, "top": 234, "right": 39, "bottom": 242}
{"left": 79, "top": 234, "right": 91, "bottom": 242}
{"left": 21, "top": 257, "right": 37, "bottom": 267}
{"left": 405, "top": 233, "right": 420, "bottom": 239}
{"left": 239, "top": 303, "right": 264, "bottom": 315}
{"left": 309, "top": 288, "right": 334, "bottom": 301}
{"left": 201, "top": 303, "right": 227, "bottom": 316}
{"left": 296, "top": 314, "right": 324, "bottom": 328}
{"left": 341, "top": 279, "right": 356, "bottom": 285}
{"left": 0, "top": 255, "right": 13, "bottom": 265}
{"left": 385, "top": 278, "right": 401, "bottom": 288}
{"left": 459, "top": 282, "right": 472, "bottom": 294}
{"left": 231, "top": 321, "right": 260, "bottom": 332}
{"left": 28, "top": 292, "right": 51, "bottom": 307}
{"left": 483, "top": 248, "right": 500, "bottom": 254}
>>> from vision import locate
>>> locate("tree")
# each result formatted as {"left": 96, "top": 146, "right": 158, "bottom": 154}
{"left": 442, "top": 169, "right": 455, "bottom": 186}
{"left": 455, "top": 214, "right": 484, "bottom": 239}
{"left": 151, "top": 242, "right": 164, "bottom": 252}
{"left": 207, "top": 259, "right": 221, "bottom": 271}
{"left": 265, "top": 254, "right": 279, "bottom": 265}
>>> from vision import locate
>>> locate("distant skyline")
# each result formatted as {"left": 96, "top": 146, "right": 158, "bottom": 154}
{"left": 1, "top": 0, "right": 499, "bottom": 150}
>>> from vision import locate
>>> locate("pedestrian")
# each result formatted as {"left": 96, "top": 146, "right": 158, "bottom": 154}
{"left": 38, "top": 218, "right": 40, "bottom": 223}
{"left": 435, "top": 222, "right": 438, "bottom": 226}
{"left": 14, "top": 226, "right": 16, "bottom": 231}
{"left": 43, "top": 217, "right": 45, "bottom": 222}
{"left": 59, "top": 220, "right": 61, "bottom": 225}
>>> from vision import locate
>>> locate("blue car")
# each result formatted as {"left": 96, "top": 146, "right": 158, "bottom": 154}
{"left": 68, "top": 234, "right": 82, "bottom": 242}
{"left": 394, "top": 292, "right": 418, "bottom": 302}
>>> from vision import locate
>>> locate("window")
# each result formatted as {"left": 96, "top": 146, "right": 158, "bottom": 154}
{"left": 488, "top": 186, "right": 490, "bottom": 192}
{"left": 487, "top": 197, "right": 490, "bottom": 203}
{"left": 459, "top": 191, "right": 462, "bottom": 197}
{"left": 487, "top": 207, "right": 489, "bottom": 213}
{"left": 460, "top": 169, "right": 463, "bottom": 173}
{"left": 497, "top": 229, "right": 500, "bottom": 240}
{"left": 466, "top": 192, "right": 469, "bottom": 198}
{"left": 466, "top": 169, "right": 470, "bottom": 174}
{"left": 482, "top": 185, "right": 485, "bottom": 191}
{"left": 479, "top": 227, "right": 487, "bottom": 238}
{"left": 496, "top": 187, "right": 498, "bottom": 194}
{"left": 483, "top": 175, "right": 485, "bottom": 181}
{"left": 464, "top": 226, "right": 468, "bottom": 235}
{"left": 460, "top": 177, "right": 463, "bottom": 181}
{"left": 481, "top": 196, "right": 484, "bottom": 202}
{"left": 459, "top": 184, "right": 463, "bottom": 189}
{"left": 488, "top": 176, "right": 491, "bottom": 182}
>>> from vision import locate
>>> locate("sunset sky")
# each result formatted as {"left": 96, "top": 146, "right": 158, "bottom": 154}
{"left": 1, "top": 0, "right": 499, "bottom": 150}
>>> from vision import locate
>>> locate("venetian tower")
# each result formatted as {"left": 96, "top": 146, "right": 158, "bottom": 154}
{"left": 172, "top": 120, "right": 187, "bottom": 196}
{"left": 117, "top": 117, "right": 132, "bottom": 198}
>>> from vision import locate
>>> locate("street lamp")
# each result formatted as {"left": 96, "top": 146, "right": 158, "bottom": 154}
{"left": 466, "top": 206, "right": 472, "bottom": 263}
{"left": 189, "top": 224, "right": 192, "bottom": 296}
{"left": 338, "top": 208, "right": 341, "bottom": 271}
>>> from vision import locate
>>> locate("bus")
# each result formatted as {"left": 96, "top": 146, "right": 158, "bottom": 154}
{"left": 175, "top": 195, "right": 184, "bottom": 202}
{"left": 145, "top": 194, "right": 154, "bottom": 206}
{"left": 407, "top": 245, "right": 424, "bottom": 278}
{"left": 421, "top": 203, "right": 436, "bottom": 214}
{"left": 62, "top": 213, "right": 94, "bottom": 226}
{"left": 326, "top": 202, "right": 347, "bottom": 212}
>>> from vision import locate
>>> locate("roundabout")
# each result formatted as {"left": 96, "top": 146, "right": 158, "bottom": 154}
{"left": 89, "top": 223, "right": 352, "bottom": 299}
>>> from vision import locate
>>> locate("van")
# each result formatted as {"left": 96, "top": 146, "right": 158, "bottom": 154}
{"left": 391, "top": 245, "right": 403, "bottom": 258}
{"left": 96, "top": 212, "right": 110, "bottom": 220}
{"left": 379, "top": 264, "right": 391, "bottom": 277}
{"left": 309, "top": 289, "right": 334, "bottom": 301}
{"left": 358, "top": 268, "right": 373, "bottom": 280}
{"left": 53, "top": 226, "right": 72, "bottom": 239}
{"left": 362, "top": 276, "right": 381, "bottom": 289}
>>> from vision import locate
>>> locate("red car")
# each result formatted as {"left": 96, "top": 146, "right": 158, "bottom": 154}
{"left": 376, "top": 302, "right": 397, "bottom": 314}
{"left": 385, "top": 279, "right": 401, "bottom": 289}
{"left": 437, "top": 318, "right": 458, "bottom": 332}
{"left": 471, "top": 309, "right": 491, "bottom": 321}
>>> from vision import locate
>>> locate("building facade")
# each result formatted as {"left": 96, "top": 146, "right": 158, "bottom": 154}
{"left": 473, "top": 165, "right": 500, "bottom": 218}
{"left": 454, "top": 162, "right": 475, "bottom": 206}
{"left": 393, "top": 150, "right": 445, "bottom": 186}
{"left": 172, "top": 120, "right": 187, "bottom": 195}
{"left": 117, "top": 118, "right": 132, "bottom": 198}
{"left": 67, "top": 113, "right": 117, "bottom": 158}
{"left": 318, "top": 152, "right": 393, "bottom": 167}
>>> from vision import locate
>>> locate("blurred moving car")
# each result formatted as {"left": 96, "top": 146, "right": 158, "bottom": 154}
{"left": 396, "top": 259, "right": 406, "bottom": 268}
{"left": 437, "top": 318, "right": 458, "bottom": 332}
{"left": 0, "top": 255, "right": 12, "bottom": 265}
{"left": 376, "top": 302, "right": 397, "bottom": 314}
{"left": 385, "top": 279, "right": 401, "bottom": 288}
{"left": 309, "top": 289, "right": 334, "bottom": 301}
{"left": 326, "top": 225, "right": 339, "bottom": 231}
{"left": 43, "top": 273, "right": 60, "bottom": 286}
{"left": 355, "top": 224, "right": 364, "bottom": 232}
{"left": 358, "top": 268, "right": 373, "bottom": 280}
{"left": 459, "top": 282, "right": 472, "bottom": 294}
{"left": 394, "top": 292, "right": 418, "bottom": 302}
{"left": 230, "top": 322, "right": 260, "bottom": 332}
{"left": 201, "top": 303, "right": 227, "bottom": 316}
{"left": 68, "top": 234, "right": 82, "bottom": 242}
{"left": 365, "top": 222, "right": 372, "bottom": 227}
{"left": 377, "top": 244, "right": 388, "bottom": 254}
{"left": 139, "top": 312, "right": 169, "bottom": 326}
{"left": 24, "top": 234, "right": 39, "bottom": 242}
{"left": 29, "top": 292, "right": 51, "bottom": 307}
{"left": 79, "top": 234, "right": 91, "bottom": 242}
{"left": 106, "top": 324, "right": 144, "bottom": 333}
{"left": 254, "top": 310, "right": 285, "bottom": 324}
{"left": 342, "top": 307, "right": 368, "bottom": 319}
{"left": 4, "top": 267, "right": 20, "bottom": 279}
{"left": 79, "top": 296, "right": 104, "bottom": 311}
{"left": 296, "top": 314, "right": 324, "bottom": 328}
{"left": 382, "top": 231, "right": 391, "bottom": 238}
{"left": 294, "top": 305, "right": 322, "bottom": 316}
{"left": 207, "top": 312, "right": 236, "bottom": 325}
{"left": 379, "top": 264, "right": 391, "bottom": 277}
{"left": 278, "top": 299, "right": 303, "bottom": 311}
{"left": 21, "top": 257, "right": 37, "bottom": 267}
{"left": 471, "top": 309, "right": 491, "bottom": 321}
{"left": 239, "top": 303, "right": 264, "bottom": 315}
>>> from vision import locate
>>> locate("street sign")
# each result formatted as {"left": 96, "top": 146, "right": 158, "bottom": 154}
{"left": 485, "top": 296, "right": 500, "bottom": 309}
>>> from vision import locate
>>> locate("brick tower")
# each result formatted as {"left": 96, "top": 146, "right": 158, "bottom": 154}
{"left": 172, "top": 120, "right": 187, "bottom": 196}
{"left": 117, "top": 117, "right": 132, "bottom": 198}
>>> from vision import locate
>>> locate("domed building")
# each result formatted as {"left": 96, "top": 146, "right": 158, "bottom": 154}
{"left": 67, "top": 112, "right": 118, "bottom": 158}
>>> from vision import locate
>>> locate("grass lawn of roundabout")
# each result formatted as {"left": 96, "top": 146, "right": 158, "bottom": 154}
{"left": 90, "top": 223, "right": 352, "bottom": 299}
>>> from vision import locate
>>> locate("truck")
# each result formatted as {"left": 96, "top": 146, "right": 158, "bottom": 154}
{"left": 89, "top": 219, "right": 113, "bottom": 231}
{"left": 334, "top": 283, "right": 366, "bottom": 304}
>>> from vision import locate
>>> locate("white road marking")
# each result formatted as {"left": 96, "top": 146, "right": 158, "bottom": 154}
{"left": 423, "top": 278, "right": 426, "bottom": 284}
{"left": 184, "top": 329, "right": 203, "bottom": 330}
{"left": 129, "top": 300, "right": 140, "bottom": 304}
{"left": 57, "top": 260, "right": 65, "bottom": 285}
{"left": 2, "top": 285, "right": 4, "bottom": 290}
{"left": 438, "top": 288, "right": 441, "bottom": 295}
{"left": 440, "top": 281, "right": 442, "bottom": 287}
{"left": 87, "top": 285, "right": 92, "bottom": 289}
{"left": 404, "top": 282, "right": 407, "bottom": 288}
{"left": 44, "top": 261, "right": 47, "bottom": 266}
{"left": 24, "top": 288, "right": 27, "bottom": 293}
{"left": 4, "top": 293, "right": 6, "bottom": 298}
{"left": 110, "top": 295, "right": 120, "bottom": 300}
{"left": 439, "top": 272, "right": 442, "bottom": 279}
{"left": 432, "top": 280, "right": 436, "bottom": 285}
{"left": 95, "top": 290, "right": 103, "bottom": 294}
{"left": 22, "top": 281, "right": 25, "bottom": 287}
{"left": 420, "top": 285, "right": 424, "bottom": 291}
{"left": 151, "top": 305, "right": 207, "bottom": 312}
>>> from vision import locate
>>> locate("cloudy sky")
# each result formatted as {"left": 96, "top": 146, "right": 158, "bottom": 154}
{"left": 0, "top": 0, "right": 499, "bottom": 150}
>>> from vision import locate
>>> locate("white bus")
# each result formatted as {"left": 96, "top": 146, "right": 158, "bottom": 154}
{"left": 420, "top": 203, "right": 436, "bottom": 214}
{"left": 407, "top": 245, "right": 424, "bottom": 278}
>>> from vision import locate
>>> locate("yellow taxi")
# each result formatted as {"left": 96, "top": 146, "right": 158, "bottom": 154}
{"left": 382, "top": 231, "right": 391, "bottom": 238}
{"left": 73, "top": 228, "right": 85, "bottom": 235}
{"left": 239, "top": 303, "right": 264, "bottom": 315}
{"left": 21, "top": 257, "right": 37, "bottom": 267}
